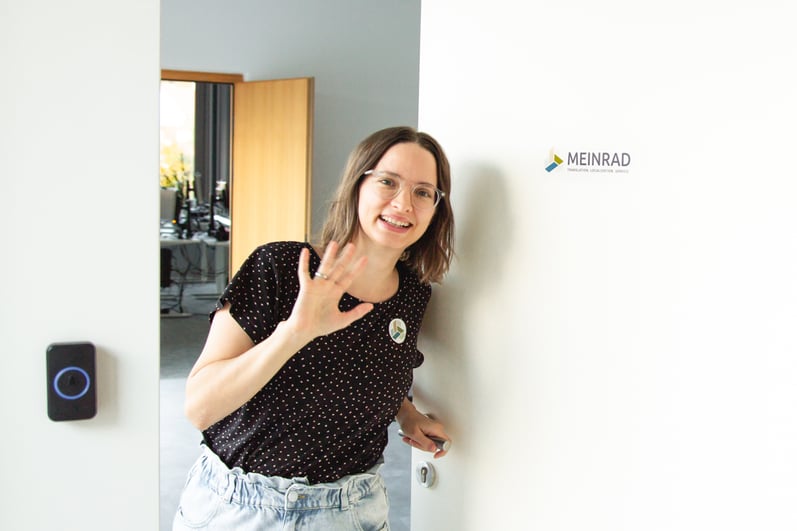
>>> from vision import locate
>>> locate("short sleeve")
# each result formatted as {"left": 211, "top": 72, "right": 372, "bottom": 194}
{"left": 211, "top": 245, "right": 279, "bottom": 344}
{"left": 412, "top": 349, "right": 425, "bottom": 369}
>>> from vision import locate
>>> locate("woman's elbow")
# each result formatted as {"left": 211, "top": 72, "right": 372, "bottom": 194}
{"left": 184, "top": 394, "right": 213, "bottom": 431}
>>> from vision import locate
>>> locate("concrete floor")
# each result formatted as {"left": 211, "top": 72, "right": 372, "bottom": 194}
{"left": 159, "top": 283, "right": 410, "bottom": 530}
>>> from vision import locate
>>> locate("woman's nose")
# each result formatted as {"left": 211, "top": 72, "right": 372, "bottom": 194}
{"left": 391, "top": 187, "right": 414, "bottom": 211}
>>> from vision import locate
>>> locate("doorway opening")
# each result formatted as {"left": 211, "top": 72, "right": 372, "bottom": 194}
{"left": 159, "top": 78, "right": 233, "bottom": 315}
{"left": 158, "top": 72, "right": 241, "bottom": 531}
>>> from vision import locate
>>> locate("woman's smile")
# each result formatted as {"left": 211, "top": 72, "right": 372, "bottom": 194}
{"left": 379, "top": 214, "right": 413, "bottom": 230}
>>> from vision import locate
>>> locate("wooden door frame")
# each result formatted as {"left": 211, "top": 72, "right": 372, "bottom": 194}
{"left": 161, "top": 70, "right": 243, "bottom": 84}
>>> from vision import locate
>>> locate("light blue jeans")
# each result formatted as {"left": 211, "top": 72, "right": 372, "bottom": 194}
{"left": 172, "top": 445, "right": 391, "bottom": 530}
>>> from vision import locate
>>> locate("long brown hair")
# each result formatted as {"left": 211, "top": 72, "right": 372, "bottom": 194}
{"left": 318, "top": 126, "right": 454, "bottom": 284}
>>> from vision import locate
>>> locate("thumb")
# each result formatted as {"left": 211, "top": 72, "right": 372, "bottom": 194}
{"left": 341, "top": 302, "right": 374, "bottom": 326}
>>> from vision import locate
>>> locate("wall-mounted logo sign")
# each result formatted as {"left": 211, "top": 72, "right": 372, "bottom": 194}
{"left": 545, "top": 149, "right": 632, "bottom": 174}
{"left": 545, "top": 154, "right": 564, "bottom": 172}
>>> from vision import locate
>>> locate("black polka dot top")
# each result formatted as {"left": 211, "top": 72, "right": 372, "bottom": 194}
{"left": 202, "top": 241, "right": 431, "bottom": 484}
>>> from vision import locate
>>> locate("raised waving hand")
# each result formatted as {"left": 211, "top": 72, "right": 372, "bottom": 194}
{"left": 289, "top": 241, "right": 374, "bottom": 341}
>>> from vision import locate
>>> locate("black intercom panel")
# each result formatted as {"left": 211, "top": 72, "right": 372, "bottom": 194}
{"left": 46, "top": 342, "right": 96, "bottom": 421}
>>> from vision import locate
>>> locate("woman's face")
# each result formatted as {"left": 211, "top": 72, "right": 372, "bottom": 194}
{"left": 355, "top": 142, "right": 438, "bottom": 254}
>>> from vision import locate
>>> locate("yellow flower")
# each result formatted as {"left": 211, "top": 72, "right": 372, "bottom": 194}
{"left": 160, "top": 144, "right": 193, "bottom": 189}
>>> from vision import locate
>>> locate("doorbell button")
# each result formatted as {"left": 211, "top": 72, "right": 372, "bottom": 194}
{"left": 46, "top": 342, "right": 97, "bottom": 421}
{"left": 53, "top": 366, "right": 91, "bottom": 400}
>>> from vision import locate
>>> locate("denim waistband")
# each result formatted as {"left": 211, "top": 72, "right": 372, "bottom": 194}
{"left": 196, "top": 444, "right": 384, "bottom": 511}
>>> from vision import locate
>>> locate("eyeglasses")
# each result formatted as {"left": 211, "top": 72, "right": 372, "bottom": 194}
{"left": 363, "top": 170, "right": 445, "bottom": 210}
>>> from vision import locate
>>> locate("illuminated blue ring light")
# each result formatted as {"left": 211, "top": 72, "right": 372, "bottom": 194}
{"left": 53, "top": 366, "right": 91, "bottom": 400}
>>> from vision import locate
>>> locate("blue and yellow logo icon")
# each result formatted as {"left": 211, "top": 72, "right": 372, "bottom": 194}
{"left": 545, "top": 154, "right": 563, "bottom": 172}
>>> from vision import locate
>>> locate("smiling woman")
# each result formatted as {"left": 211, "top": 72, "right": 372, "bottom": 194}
{"left": 169, "top": 126, "right": 454, "bottom": 531}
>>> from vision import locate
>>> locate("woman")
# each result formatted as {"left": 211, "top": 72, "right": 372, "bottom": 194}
{"left": 173, "top": 126, "right": 454, "bottom": 530}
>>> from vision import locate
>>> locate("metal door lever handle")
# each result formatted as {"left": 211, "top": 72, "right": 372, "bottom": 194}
{"left": 398, "top": 429, "right": 451, "bottom": 452}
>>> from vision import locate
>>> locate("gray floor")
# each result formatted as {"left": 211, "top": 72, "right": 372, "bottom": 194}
{"left": 160, "top": 282, "right": 410, "bottom": 530}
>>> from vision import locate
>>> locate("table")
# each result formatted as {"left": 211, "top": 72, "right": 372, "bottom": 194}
{"left": 160, "top": 237, "right": 229, "bottom": 313}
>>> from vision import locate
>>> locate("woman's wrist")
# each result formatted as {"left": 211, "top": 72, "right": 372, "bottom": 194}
{"left": 274, "top": 318, "right": 315, "bottom": 353}
{"left": 395, "top": 397, "right": 418, "bottom": 426}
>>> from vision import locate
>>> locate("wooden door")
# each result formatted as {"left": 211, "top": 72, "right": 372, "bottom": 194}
{"left": 231, "top": 77, "right": 314, "bottom": 273}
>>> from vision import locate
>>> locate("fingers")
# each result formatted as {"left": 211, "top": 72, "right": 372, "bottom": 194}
{"left": 400, "top": 429, "right": 452, "bottom": 457}
{"left": 433, "top": 442, "right": 451, "bottom": 459}
{"left": 336, "top": 254, "right": 368, "bottom": 288}
{"left": 403, "top": 436, "right": 435, "bottom": 453}
{"left": 297, "top": 247, "right": 311, "bottom": 285}
{"left": 293, "top": 242, "right": 373, "bottom": 337}
{"left": 314, "top": 242, "right": 366, "bottom": 289}
{"left": 402, "top": 437, "right": 450, "bottom": 458}
{"left": 317, "top": 241, "right": 340, "bottom": 279}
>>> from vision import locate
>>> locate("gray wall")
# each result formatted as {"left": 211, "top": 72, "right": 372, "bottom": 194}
{"left": 160, "top": 0, "right": 422, "bottom": 238}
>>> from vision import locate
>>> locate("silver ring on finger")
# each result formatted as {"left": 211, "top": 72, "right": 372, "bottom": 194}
{"left": 314, "top": 271, "right": 329, "bottom": 280}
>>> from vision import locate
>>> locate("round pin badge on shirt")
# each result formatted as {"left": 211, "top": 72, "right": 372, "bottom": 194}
{"left": 389, "top": 318, "right": 407, "bottom": 344}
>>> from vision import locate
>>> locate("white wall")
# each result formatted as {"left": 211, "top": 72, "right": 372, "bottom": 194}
{"left": 0, "top": 1, "right": 160, "bottom": 530}
{"left": 414, "top": 1, "right": 797, "bottom": 530}
{"left": 160, "top": 0, "right": 421, "bottom": 238}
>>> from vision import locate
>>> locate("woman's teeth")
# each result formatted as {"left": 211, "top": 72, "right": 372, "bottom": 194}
{"left": 381, "top": 216, "right": 411, "bottom": 228}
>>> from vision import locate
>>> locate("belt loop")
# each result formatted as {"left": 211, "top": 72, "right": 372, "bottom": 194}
{"left": 340, "top": 481, "right": 351, "bottom": 510}
{"left": 224, "top": 474, "right": 236, "bottom": 503}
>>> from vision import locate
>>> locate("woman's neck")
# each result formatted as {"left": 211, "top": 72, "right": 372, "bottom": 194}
{"left": 345, "top": 238, "right": 403, "bottom": 303}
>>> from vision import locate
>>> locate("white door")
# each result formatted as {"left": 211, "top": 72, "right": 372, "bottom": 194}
{"left": 2, "top": 2, "right": 160, "bottom": 530}
{"left": 412, "top": 2, "right": 797, "bottom": 530}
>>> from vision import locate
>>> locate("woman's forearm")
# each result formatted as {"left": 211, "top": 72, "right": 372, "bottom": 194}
{"left": 184, "top": 318, "right": 311, "bottom": 430}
